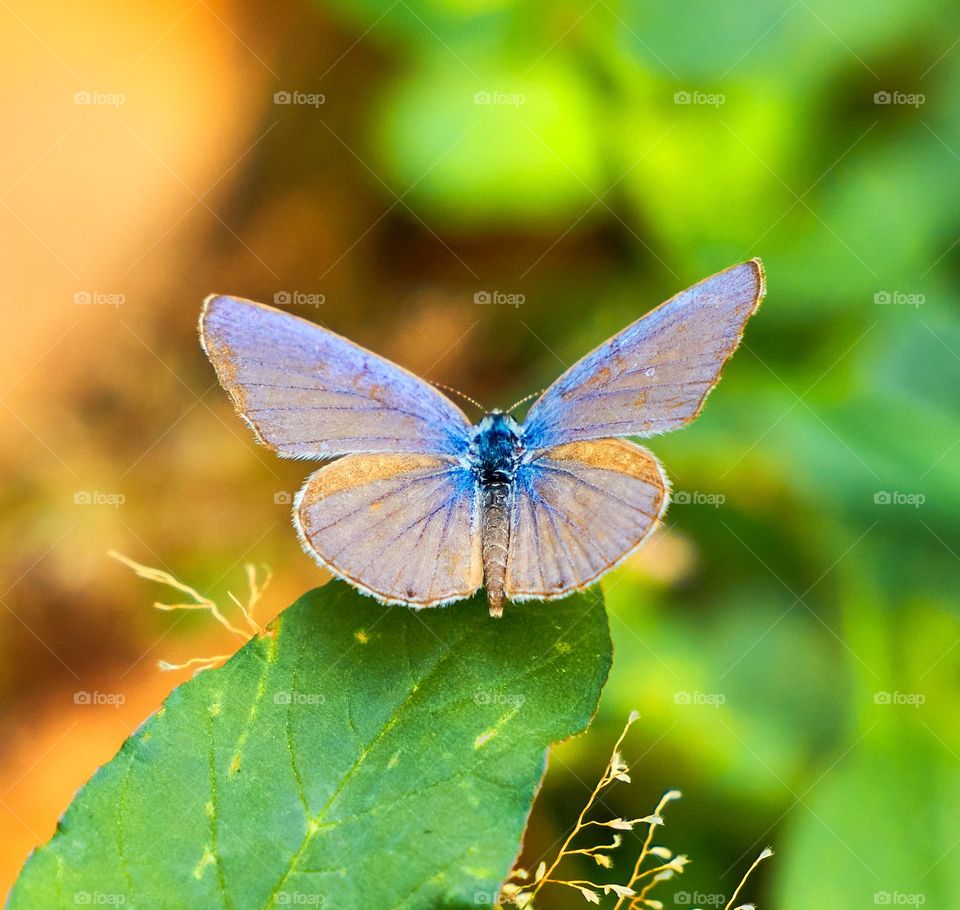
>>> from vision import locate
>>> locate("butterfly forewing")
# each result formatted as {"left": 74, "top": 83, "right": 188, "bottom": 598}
{"left": 521, "top": 260, "right": 765, "bottom": 448}
{"left": 504, "top": 439, "right": 668, "bottom": 600}
{"left": 200, "top": 295, "right": 472, "bottom": 459}
{"left": 295, "top": 453, "right": 483, "bottom": 607}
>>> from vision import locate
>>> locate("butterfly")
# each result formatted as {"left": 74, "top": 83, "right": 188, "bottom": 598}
{"left": 200, "top": 260, "right": 765, "bottom": 617}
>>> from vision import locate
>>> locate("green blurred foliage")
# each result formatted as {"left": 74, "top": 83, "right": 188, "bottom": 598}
{"left": 311, "top": 0, "right": 960, "bottom": 905}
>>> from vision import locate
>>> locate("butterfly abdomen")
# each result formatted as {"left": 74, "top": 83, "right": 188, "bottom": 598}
{"left": 480, "top": 481, "right": 512, "bottom": 617}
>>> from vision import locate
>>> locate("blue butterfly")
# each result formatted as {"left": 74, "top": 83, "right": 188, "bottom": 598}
{"left": 200, "top": 260, "right": 765, "bottom": 616}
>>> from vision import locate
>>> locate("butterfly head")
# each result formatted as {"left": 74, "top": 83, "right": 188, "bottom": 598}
{"left": 470, "top": 411, "right": 524, "bottom": 484}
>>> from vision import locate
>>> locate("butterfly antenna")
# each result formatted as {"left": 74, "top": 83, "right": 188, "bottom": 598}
{"left": 428, "top": 380, "right": 487, "bottom": 415}
{"left": 505, "top": 390, "right": 544, "bottom": 416}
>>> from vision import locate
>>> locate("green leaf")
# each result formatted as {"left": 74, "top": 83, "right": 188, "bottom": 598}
{"left": 9, "top": 582, "right": 611, "bottom": 910}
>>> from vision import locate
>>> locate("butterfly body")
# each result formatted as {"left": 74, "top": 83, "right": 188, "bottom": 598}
{"left": 200, "top": 259, "right": 765, "bottom": 616}
{"left": 469, "top": 412, "right": 524, "bottom": 616}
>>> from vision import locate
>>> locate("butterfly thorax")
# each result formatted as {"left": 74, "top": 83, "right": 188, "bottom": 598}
{"left": 471, "top": 412, "right": 523, "bottom": 482}
{"left": 470, "top": 413, "right": 523, "bottom": 617}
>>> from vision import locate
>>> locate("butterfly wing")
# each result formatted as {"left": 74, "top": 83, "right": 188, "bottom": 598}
{"left": 295, "top": 453, "right": 482, "bottom": 606}
{"left": 504, "top": 439, "right": 668, "bottom": 600}
{"left": 521, "top": 260, "right": 765, "bottom": 448}
{"left": 200, "top": 295, "right": 472, "bottom": 458}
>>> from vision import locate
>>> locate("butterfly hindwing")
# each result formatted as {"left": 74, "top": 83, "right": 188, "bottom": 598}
{"left": 521, "top": 260, "right": 765, "bottom": 448}
{"left": 295, "top": 453, "right": 483, "bottom": 607}
{"left": 504, "top": 438, "right": 668, "bottom": 600}
{"left": 200, "top": 295, "right": 472, "bottom": 459}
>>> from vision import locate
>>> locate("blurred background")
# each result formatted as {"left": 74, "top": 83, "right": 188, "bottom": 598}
{"left": 1, "top": 0, "right": 958, "bottom": 906}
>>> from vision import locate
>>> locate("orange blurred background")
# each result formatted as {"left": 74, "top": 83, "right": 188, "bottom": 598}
{"left": 1, "top": 0, "right": 341, "bottom": 889}
{"left": 1, "top": 0, "right": 636, "bottom": 889}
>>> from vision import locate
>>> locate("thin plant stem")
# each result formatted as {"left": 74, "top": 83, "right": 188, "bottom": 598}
{"left": 525, "top": 712, "right": 639, "bottom": 903}
{"left": 109, "top": 549, "right": 273, "bottom": 671}
{"left": 612, "top": 789, "right": 679, "bottom": 910}
{"left": 724, "top": 847, "right": 773, "bottom": 910}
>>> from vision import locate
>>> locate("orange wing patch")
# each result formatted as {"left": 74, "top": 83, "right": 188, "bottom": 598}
{"left": 299, "top": 454, "right": 449, "bottom": 504}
